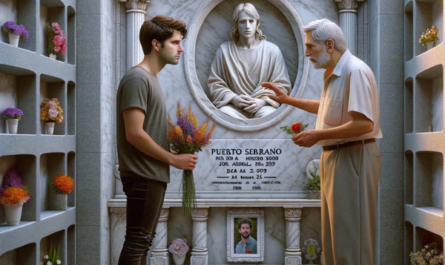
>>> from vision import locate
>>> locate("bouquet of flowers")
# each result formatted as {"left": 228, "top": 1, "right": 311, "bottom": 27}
{"left": 46, "top": 22, "right": 66, "bottom": 56}
{"left": 0, "top": 187, "right": 30, "bottom": 206}
{"left": 40, "top": 98, "right": 64, "bottom": 124}
{"left": 410, "top": 242, "right": 443, "bottom": 265}
{"left": 3, "top": 107, "right": 24, "bottom": 120}
{"left": 52, "top": 174, "right": 75, "bottom": 194}
{"left": 0, "top": 167, "right": 30, "bottom": 206}
{"left": 2, "top": 21, "right": 29, "bottom": 41}
{"left": 41, "top": 245, "right": 61, "bottom": 265}
{"left": 167, "top": 103, "right": 215, "bottom": 216}
{"left": 168, "top": 238, "right": 189, "bottom": 257}
{"left": 419, "top": 25, "right": 439, "bottom": 47}
{"left": 280, "top": 121, "right": 308, "bottom": 135}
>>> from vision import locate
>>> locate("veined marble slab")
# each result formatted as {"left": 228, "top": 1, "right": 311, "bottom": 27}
{"left": 166, "top": 139, "right": 321, "bottom": 199}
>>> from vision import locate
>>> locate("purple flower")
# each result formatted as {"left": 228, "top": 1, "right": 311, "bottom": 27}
{"left": 0, "top": 167, "right": 24, "bottom": 195}
{"left": 17, "top": 25, "right": 29, "bottom": 41}
{"left": 2, "top": 21, "right": 28, "bottom": 41}
{"left": 3, "top": 107, "right": 24, "bottom": 120}
{"left": 168, "top": 239, "right": 189, "bottom": 257}
{"left": 2, "top": 21, "right": 16, "bottom": 30}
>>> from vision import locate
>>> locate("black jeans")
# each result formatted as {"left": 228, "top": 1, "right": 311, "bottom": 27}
{"left": 118, "top": 176, "right": 167, "bottom": 265}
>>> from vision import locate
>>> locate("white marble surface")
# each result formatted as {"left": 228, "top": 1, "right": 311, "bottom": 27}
{"left": 0, "top": 72, "right": 16, "bottom": 134}
{"left": 167, "top": 139, "right": 321, "bottom": 199}
{"left": 0, "top": 1, "right": 16, "bottom": 44}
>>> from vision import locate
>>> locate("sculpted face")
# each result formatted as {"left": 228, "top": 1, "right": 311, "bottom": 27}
{"left": 237, "top": 11, "right": 257, "bottom": 40}
{"left": 304, "top": 31, "right": 330, "bottom": 69}
{"left": 159, "top": 30, "right": 184, "bottom": 65}
{"left": 239, "top": 223, "right": 251, "bottom": 239}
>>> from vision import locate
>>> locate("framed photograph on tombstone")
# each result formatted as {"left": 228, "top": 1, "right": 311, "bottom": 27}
{"left": 227, "top": 209, "right": 264, "bottom": 262}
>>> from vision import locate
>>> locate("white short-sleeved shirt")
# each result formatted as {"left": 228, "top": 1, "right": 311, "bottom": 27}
{"left": 315, "top": 50, "right": 383, "bottom": 146}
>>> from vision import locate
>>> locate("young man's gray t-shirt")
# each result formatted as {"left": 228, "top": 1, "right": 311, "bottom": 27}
{"left": 116, "top": 66, "right": 170, "bottom": 183}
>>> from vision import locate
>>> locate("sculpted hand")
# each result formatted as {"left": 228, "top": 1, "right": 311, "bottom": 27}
{"left": 232, "top": 95, "right": 255, "bottom": 109}
{"left": 261, "top": 82, "right": 289, "bottom": 104}
{"left": 171, "top": 153, "right": 198, "bottom": 170}
{"left": 243, "top": 98, "right": 266, "bottom": 113}
{"left": 292, "top": 130, "right": 319, "bottom": 148}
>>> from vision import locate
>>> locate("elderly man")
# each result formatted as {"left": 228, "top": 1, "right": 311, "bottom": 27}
{"left": 263, "top": 19, "right": 382, "bottom": 264}
{"left": 208, "top": 3, "right": 291, "bottom": 119}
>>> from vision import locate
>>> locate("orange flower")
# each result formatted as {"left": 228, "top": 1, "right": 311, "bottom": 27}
{"left": 52, "top": 174, "right": 74, "bottom": 194}
{"left": 0, "top": 187, "right": 30, "bottom": 205}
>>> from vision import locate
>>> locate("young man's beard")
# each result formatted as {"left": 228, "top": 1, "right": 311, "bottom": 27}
{"left": 159, "top": 49, "right": 180, "bottom": 65}
{"left": 312, "top": 49, "right": 330, "bottom": 69}
{"left": 241, "top": 232, "right": 250, "bottom": 239}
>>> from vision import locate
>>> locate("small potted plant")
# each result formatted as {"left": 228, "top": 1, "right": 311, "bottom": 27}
{"left": 3, "top": 107, "right": 24, "bottom": 134}
{"left": 46, "top": 22, "right": 66, "bottom": 60}
{"left": 306, "top": 163, "right": 320, "bottom": 199}
{"left": 2, "top": 21, "right": 29, "bottom": 47}
{"left": 51, "top": 174, "right": 74, "bottom": 210}
{"left": 168, "top": 238, "right": 189, "bottom": 265}
{"left": 40, "top": 98, "right": 64, "bottom": 135}
{"left": 419, "top": 25, "right": 439, "bottom": 50}
{"left": 0, "top": 167, "right": 30, "bottom": 226}
{"left": 41, "top": 245, "right": 62, "bottom": 265}
{"left": 409, "top": 242, "right": 443, "bottom": 264}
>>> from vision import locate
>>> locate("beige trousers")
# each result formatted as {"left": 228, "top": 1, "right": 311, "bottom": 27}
{"left": 320, "top": 141, "right": 381, "bottom": 265}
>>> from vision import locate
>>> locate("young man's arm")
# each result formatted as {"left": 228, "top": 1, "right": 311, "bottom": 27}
{"left": 261, "top": 82, "right": 320, "bottom": 114}
{"left": 292, "top": 111, "right": 374, "bottom": 147}
{"left": 123, "top": 108, "right": 197, "bottom": 170}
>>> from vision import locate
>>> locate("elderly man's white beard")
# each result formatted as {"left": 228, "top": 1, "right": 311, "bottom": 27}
{"left": 311, "top": 49, "right": 330, "bottom": 69}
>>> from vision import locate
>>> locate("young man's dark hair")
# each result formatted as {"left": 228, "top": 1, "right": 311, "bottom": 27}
{"left": 117, "top": 15, "right": 197, "bottom": 265}
{"left": 139, "top": 15, "right": 188, "bottom": 55}
{"left": 238, "top": 218, "right": 253, "bottom": 230}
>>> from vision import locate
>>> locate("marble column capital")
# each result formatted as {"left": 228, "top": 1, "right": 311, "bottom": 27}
{"left": 109, "top": 207, "right": 126, "bottom": 215}
{"left": 192, "top": 208, "right": 209, "bottom": 221}
{"left": 120, "top": 0, "right": 150, "bottom": 13}
{"left": 284, "top": 208, "right": 302, "bottom": 221}
{"left": 334, "top": 0, "right": 365, "bottom": 12}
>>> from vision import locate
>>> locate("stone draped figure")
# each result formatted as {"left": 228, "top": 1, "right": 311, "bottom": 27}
{"left": 207, "top": 3, "right": 292, "bottom": 119}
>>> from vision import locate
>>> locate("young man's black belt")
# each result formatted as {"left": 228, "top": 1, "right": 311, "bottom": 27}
{"left": 322, "top": 138, "right": 376, "bottom": 151}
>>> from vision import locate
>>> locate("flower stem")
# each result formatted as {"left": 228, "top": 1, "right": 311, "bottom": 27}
{"left": 182, "top": 170, "right": 196, "bottom": 217}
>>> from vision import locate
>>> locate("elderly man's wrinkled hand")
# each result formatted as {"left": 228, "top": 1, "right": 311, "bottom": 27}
{"left": 292, "top": 130, "right": 319, "bottom": 147}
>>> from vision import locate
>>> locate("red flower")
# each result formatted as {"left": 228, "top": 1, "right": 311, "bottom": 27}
{"left": 291, "top": 122, "right": 302, "bottom": 133}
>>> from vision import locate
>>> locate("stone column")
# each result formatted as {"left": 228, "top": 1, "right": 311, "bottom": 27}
{"left": 284, "top": 208, "right": 302, "bottom": 265}
{"left": 151, "top": 209, "right": 170, "bottom": 265}
{"left": 123, "top": 0, "right": 150, "bottom": 69}
{"left": 191, "top": 208, "right": 209, "bottom": 265}
{"left": 334, "top": 0, "right": 365, "bottom": 55}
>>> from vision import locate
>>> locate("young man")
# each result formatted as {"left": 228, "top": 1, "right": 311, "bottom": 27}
{"left": 263, "top": 19, "right": 382, "bottom": 264}
{"left": 116, "top": 16, "right": 198, "bottom": 265}
{"left": 234, "top": 218, "right": 257, "bottom": 254}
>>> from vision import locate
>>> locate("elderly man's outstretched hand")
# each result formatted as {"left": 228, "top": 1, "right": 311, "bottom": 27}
{"left": 292, "top": 130, "right": 319, "bottom": 148}
{"left": 261, "top": 82, "right": 288, "bottom": 104}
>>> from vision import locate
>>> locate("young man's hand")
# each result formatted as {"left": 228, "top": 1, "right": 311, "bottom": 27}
{"left": 171, "top": 153, "right": 198, "bottom": 170}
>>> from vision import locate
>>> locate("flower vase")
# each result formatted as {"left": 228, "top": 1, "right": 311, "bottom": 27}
{"left": 4, "top": 202, "right": 24, "bottom": 226}
{"left": 426, "top": 42, "right": 434, "bottom": 50}
{"left": 172, "top": 254, "right": 186, "bottom": 265}
{"left": 45, "top": 121, "right": 55, "bottom": 135}
{"left": 8, "top": 33, "right": 20, "bottom": 47}
{"left": 53, "top": 193, "right": 67, "bottom": 211}
{"left": 306, "top": 190, "right": 321, "bottom": 199}
{"left": 49, "top": 53, "right": 57, "bottom": 60}
{"left": 7, "top": 119, "right": 19, "bottom": 134}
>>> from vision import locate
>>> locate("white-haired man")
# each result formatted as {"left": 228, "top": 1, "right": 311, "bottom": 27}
{"left": 208, "top": 3, "right": 291, "bottom": 119}
{"left": 263, "top": 19, "right": 382, "bottom": 264}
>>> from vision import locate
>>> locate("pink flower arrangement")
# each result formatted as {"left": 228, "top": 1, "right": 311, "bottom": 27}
{"left": 46, "top": 22, "right": 66, "bottom": 56}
